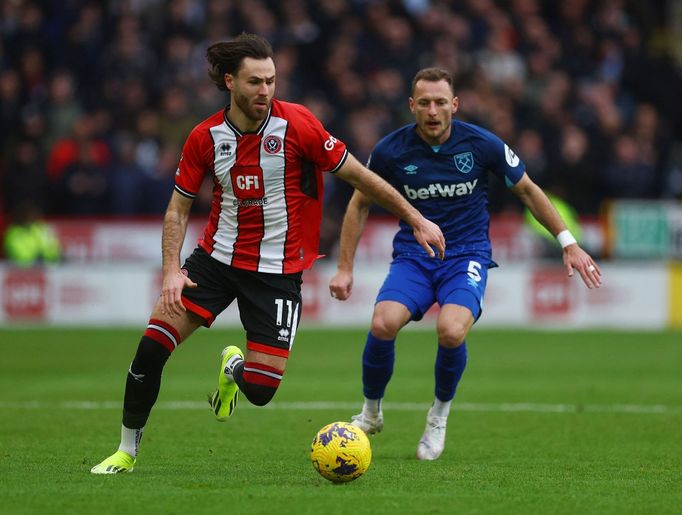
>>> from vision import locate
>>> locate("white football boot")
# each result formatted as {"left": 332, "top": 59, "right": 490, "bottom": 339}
{"left": 416, "top": 408, "right": 447, "bottom": 460}
{"left": 350, "top": 410, "right": 384, "bottom": 434}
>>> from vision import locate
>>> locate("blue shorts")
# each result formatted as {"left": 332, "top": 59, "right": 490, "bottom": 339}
{"left": 375, "top": 254, "right": 493, "bottom": 322}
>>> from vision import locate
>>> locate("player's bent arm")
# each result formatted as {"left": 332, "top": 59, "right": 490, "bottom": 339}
{"left": 329, "top": 190, "right": 372, "bottom": 300}
{"left": 336, "top": 190, "right": 372, "bottom": 272}
{"left": 335, "top": 153, "right": 445, "bottom": 258}
{"left": 511, "top": 173, "right": 602, "bottom": 288}
{"left": 160, "top": 191, "right": 198, "bottom": 316}
{"left": 510, "top": 173, "right": 567, "bottom": 237}
{"left": 162, "top": 191, "right": 194, "bottom": 274}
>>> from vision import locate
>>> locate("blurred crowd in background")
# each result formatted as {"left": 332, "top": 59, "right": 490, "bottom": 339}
{"left": 1, "top": 0, "right": 682, "bottom": 254}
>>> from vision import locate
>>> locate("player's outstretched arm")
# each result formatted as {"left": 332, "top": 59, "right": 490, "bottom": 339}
{"left": 329, "top": 190, "right": 372, "bottom": 300}
{"left": 511, "top": 173, "right": 602, "bottom": 289}
{"left": 160, "top": 191, "right": 198, "bottom": 317}
{"left": 335, "top": 153, "right": 445, "bottom": 259}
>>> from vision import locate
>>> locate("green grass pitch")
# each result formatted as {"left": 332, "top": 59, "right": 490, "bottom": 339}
{"left": 0, "top": 328, "right": 680, "bottom": 514}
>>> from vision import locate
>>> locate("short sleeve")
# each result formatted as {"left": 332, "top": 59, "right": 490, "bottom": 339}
{"left": 175, "top": 127, "right": 211, "bottom": 198}
{"left": 294, "top": 107, "right": 348, "bottom": 173}
{"left": 483, "top": 132, "right": 526, "bottom": 187}
{"left": 366, "top": 143, "right": 390, "bottom": 179}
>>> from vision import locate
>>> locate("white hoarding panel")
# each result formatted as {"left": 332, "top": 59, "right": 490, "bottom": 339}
{"left": 0, "top": 263, "right": 669, "bottom": 329}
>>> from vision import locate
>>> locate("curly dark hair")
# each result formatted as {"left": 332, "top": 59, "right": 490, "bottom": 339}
{"left": 206, "top": 33, "right": 274, "bottom": 91}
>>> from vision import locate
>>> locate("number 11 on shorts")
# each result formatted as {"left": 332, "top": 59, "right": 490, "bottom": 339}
{"left": 274, "top": 298, "right": 294, "bottom": 327}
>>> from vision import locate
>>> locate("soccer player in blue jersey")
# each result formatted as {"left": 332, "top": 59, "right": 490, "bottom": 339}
{"left": 329, "top": 67, "right": 602, "bottom": 461}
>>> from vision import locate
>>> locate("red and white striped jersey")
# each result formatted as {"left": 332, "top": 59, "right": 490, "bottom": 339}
{"left": 174, "top": 99, "right": 348, "bottom": 274}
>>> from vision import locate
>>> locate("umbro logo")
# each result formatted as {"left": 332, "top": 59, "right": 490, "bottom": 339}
{"left": 403, "top": 164, "right": 418, "bottom": 174}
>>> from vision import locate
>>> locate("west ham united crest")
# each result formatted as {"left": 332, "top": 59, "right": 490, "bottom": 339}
{"left": 454, "top": 152, "right": 474, "bottom": 173}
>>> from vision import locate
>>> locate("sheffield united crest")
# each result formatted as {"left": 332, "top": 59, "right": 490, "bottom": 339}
{"left": 263, "top": 135, "right": 283, "bottom": 154}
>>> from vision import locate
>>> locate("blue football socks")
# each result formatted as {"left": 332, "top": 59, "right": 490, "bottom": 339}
{"left": 434, "top": 342, "right": 467, "bottom": 402}
{"left": 361, "top": 332, "right": 395, "bottom": 400}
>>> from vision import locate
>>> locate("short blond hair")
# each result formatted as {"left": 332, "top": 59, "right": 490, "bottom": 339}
{"left": 411, "top": 68, "right": 454, "bottom": 95}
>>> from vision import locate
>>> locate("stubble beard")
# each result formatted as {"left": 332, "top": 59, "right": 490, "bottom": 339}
{"left": 233, "top": 90, "right": 270, "bottom": 122}
{"left": 418, "top": 123, "right": 444, "bottom": 145}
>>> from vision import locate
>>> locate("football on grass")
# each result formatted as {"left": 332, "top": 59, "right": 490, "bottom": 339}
{"left": 310, "top": 421, "right": 371, "bottom": 483}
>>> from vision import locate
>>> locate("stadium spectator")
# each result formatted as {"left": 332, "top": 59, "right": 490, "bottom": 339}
{"left": 3, "top": 200, "right": 60, "bottom": 266}
{"left": 602, "top": 134, "right": 659, "bottom": 199}
{"left": 109, "top": 134, "right": 147, "bottom": 215}
{"left": 90, "top": 33, "right": 445, "bottom": 475}
{"left": 46, "top": 113, "right": 111, "bottom": 183}
{"left": 4, "top": 138, "right": 49, "bottom": 216}
{"left": 0, "top": 0, "right": 680, "bottom": 233}
{"left": 44, "top": 70, "right": 84, "bottom": 150}
{"left": 550, "top": 123, "right": 602, "bottom": 215}
{"left": 329, "top": 67, "right": 601, "bottom": 461}
{"left": 52, "top": 138, "right": 112, "bottom": 215}
{"left": 0, "top": 70, "right": 23, "bottom": 150}
{"left": 157, "top": 86, "right": 197, "bottom": 147}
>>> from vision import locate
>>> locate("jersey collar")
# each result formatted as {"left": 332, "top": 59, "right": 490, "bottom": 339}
{"left": 410, "top": 121, "right": 457, "bottom": 153}
{"left": 223, "top": 104, "right": 273, "bottom": 137}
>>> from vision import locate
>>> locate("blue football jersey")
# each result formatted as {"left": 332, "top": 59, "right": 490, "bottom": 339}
{"left": 368, "top": 119, "right": 526, "bottom": 258}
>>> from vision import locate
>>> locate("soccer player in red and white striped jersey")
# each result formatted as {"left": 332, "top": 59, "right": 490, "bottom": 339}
{"left": 91, "top": 33, "right": 445, "bottom": 474}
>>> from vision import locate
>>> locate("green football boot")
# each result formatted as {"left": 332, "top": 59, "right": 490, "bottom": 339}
{"left": 90, "top": 450, "right": 136, "bottom": 474}
{"left": 209, "top": 345, "right": 244, "bottom": 421}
